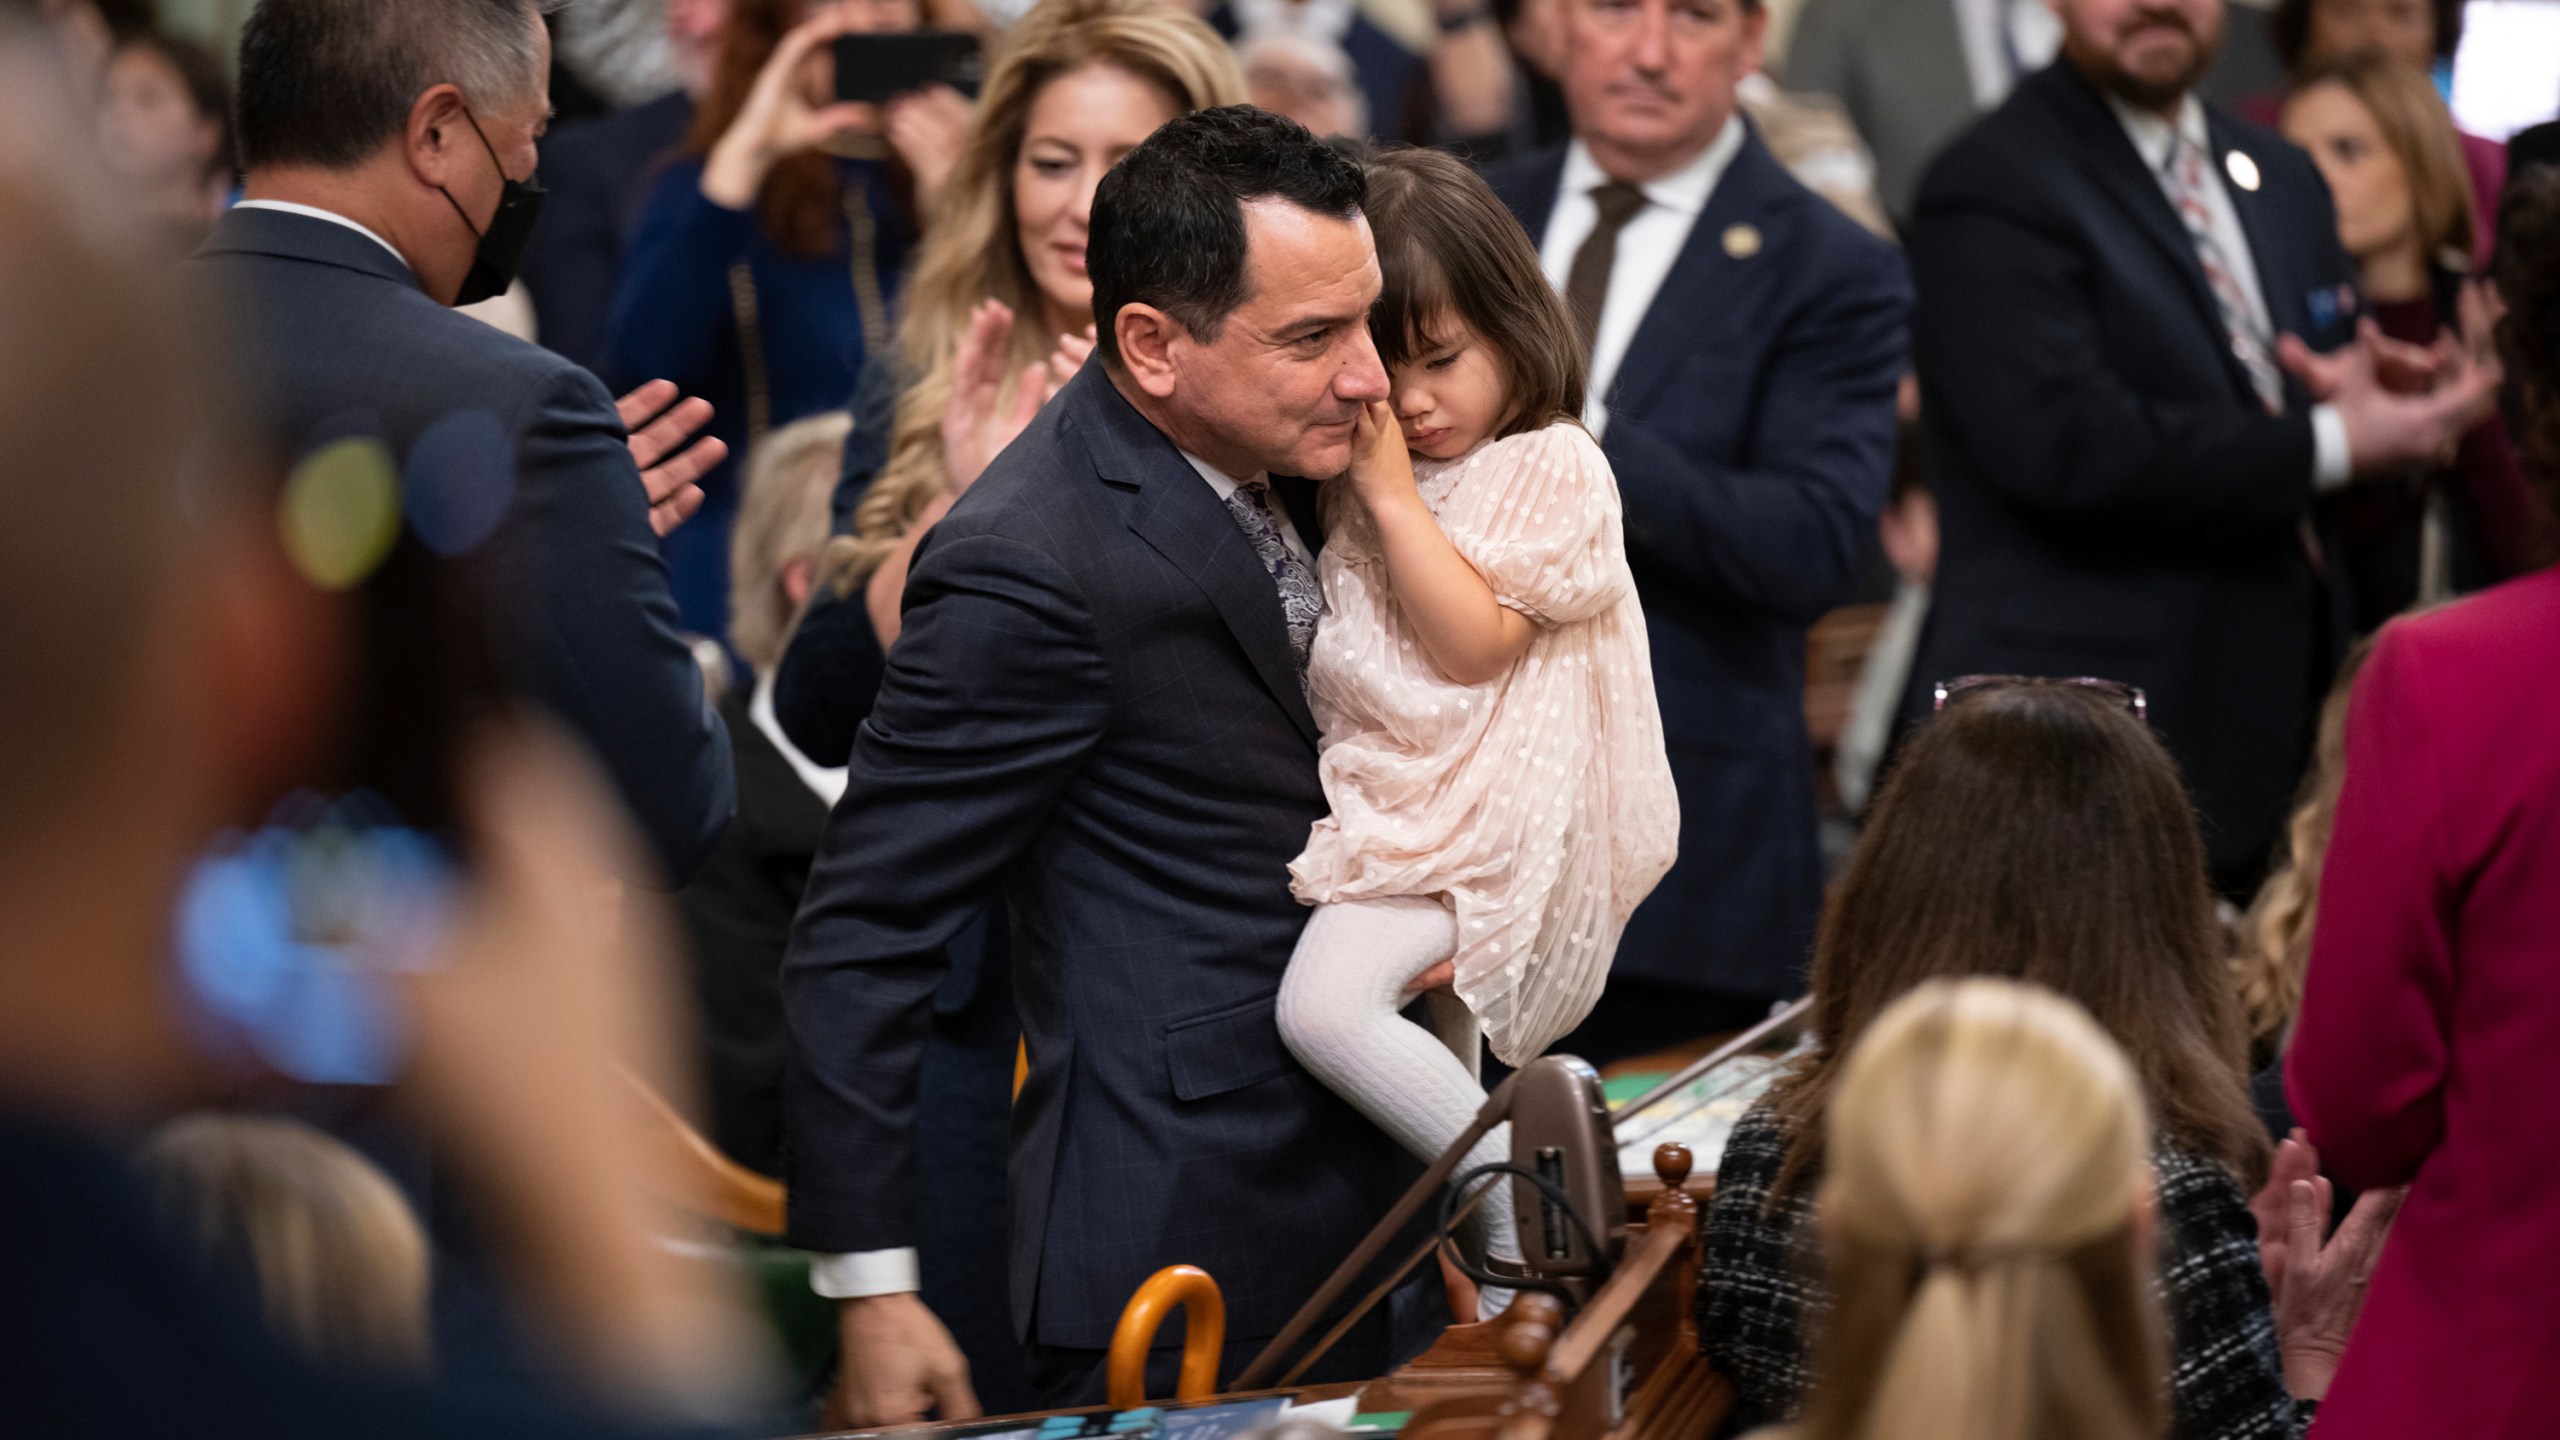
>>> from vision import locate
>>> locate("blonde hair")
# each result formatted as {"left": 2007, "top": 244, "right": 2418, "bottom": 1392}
{"left": 819, "top": 0, "right": 1243, "bottom": 596}
{"left": 142, "top": 1114, "right": 432, "bottom": 1372}
{"left": 2235, "top": 635, "right": 2378, "bottom": 1059}
{"left": 1796, "top": 978, "right": 2166, "bottom": 1440}
{"left": 729, "top": 409, "right": 853, "bottom": 673}
{"left": 2291, "top": 50, "right": 2478, "bottom": 265}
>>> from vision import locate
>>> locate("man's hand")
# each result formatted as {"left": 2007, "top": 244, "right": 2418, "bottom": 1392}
{"left": 618, "top": 379, "right": 726, "bottom": 537}
{"left": 2274, "top": 1175, "right": 2404, "bottom": 1401}
{"left": 828, "top": 1292, "right": 981, "bottom": 1429}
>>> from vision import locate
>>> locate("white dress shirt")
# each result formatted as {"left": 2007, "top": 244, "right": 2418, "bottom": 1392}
{"left": 1535, "top": 116, "right": 1746, "bottom": 437}
{"left": 2106, "top": 96, "right": 2352, "bottom": 490}
{"left": 230, "top": 199, "right": 407, "bottom": 265}
{"left": 811, "top": 447, "right": 1311, "bottom": 1304}
{"left": 1182, "top": 449, "right": 1315, "bottom": 565}
{"left": 1952, "top": 0, "right": 2061, "bottom": 109}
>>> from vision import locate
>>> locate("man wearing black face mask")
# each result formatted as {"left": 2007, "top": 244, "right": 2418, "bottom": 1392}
{"left": 192, "top": 0, "right": 737, "bottom": 887}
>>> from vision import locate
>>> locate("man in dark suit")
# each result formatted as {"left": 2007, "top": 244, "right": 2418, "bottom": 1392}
{"left": 192, "top": 0, "right": 735, "bottom": 884}
{"left": 1479, "top": 0, "right": 1911, "bottom": 1060}
{"left": 786, "top": 108, "right": 1435, "bottom": 1423}
{"left": 1905, "top": 0, "right": 2499, "bottom": 893}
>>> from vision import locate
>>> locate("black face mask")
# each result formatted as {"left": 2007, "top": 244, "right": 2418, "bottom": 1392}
{"left": 437, "top": 106, "right": 546, "bottom": 307}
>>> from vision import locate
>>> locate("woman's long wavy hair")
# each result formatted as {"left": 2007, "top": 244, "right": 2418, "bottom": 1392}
{"left": 1796, "top": 978, "right": 2166, "bottom": 1440}
{"left": 818, "top": 0, "right": 1242, "bottom": 596}
{"left": 1769, "top": 681, "right": 2270, "bottom": 1199}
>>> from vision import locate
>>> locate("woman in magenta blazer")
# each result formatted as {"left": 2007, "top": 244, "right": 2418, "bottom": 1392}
{"left": 2284, "top": 167, "right": 2560, "bottom": 1440}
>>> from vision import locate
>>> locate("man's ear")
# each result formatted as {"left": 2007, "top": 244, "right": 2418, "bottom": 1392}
{"left": 1737, "top": 1, "right": 1769, "bottom": 73}
{"left": 405, "top": 83, "right": 475, "bottom": 193}
{"left": 781, "top": 555, "right": 813, "bottom": 611}
{"left": 1114, "top": 303, "right": 1185, "bottom": 400}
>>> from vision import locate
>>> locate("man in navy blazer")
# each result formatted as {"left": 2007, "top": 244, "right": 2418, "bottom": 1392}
{"left": 1904, "top": 0, "right": 2502, "bottom": 892}
{"left": 1480, "top": 0, "right": 1911, "bottom": 1057}
{"left": 785, "top": 109, "right": 1433, "bottom": 1423}
{"left": 192, "top": 0, "right": 734, "bottom": 884}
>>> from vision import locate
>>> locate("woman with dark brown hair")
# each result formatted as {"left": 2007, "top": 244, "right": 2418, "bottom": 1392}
{"left": 607, "top": 0, "right": 970, "bottom": 640}
{"left": 1700, "top": 680, "right": 2397, "bottom": 1440}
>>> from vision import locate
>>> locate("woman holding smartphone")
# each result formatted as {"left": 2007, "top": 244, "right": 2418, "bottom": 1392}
{"left": 608, "top": 0, "right": 976, "bottom": 642}
{"left": 771, "top": 0, "right": 1245, "bottom": 762}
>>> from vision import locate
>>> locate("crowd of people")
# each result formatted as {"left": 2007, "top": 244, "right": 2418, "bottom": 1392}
{"left": 5, "top": 0, "right": 2559, "bottom": 1436}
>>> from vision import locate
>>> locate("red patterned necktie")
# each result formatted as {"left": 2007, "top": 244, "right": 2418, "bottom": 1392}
{"left": 2164, "top": 133, "right": 2284, "bottom": 415}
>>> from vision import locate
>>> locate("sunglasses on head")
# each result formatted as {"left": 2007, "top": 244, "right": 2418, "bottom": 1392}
{"left": 1932, "top": 674, "right": 2149, "bottom": 725}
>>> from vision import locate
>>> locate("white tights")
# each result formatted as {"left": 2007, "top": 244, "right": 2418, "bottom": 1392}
{"left": 1277, "top": 896, "right": 1521, "bottom": 1319}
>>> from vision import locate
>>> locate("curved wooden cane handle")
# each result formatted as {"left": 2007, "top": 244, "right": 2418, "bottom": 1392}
{"left": 1107, "top": 1264, "right": 1226, "bottom": 1408}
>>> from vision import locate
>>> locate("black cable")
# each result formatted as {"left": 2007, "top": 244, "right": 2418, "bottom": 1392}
{"left": 1436, "top": 1161, "right": 1614, "bottom": 1300}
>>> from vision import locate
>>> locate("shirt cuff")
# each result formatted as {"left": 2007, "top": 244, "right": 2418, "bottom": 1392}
{"left": 809, "top": 1248, "right": 921, "bottom": 1299}
{"left": 2311, "top": 403, "right": 2353, "bottom": 492}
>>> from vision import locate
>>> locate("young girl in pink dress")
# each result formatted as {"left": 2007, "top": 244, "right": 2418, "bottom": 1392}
{"left": 1279, "top": 148, "right": 1678, "bottom": 1305}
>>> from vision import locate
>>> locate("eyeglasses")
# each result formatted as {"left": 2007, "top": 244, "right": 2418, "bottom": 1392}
{"left": 1932, "top": 674, "right": 2149, "bottom": 725}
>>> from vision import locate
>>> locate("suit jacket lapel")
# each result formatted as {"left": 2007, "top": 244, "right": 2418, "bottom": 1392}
{"left": 1605, "top": 130, "right": 1781, "bottom": 421}
{"left": 2039, "top": 69, "right": 2230, "bottom": 344}
{"left": 2212, "top": 114, "right": 2317, "bottom": 411}
{"left": 1074, "top": 369, "right": 1320, "bottom": 745}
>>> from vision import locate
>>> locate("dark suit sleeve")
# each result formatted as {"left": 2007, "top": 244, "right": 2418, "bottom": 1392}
{"left": 1601, "top": 244, "right": 1909, "bottom": 626}
{"left": 516, "top": 364, "right": 735, "bottom": 884}
{"left": 774, "top": 352, "right": 903, "bottom": 765}
{"left": 1909, "top": 166, "right": 2315, "bottom": 536}
{"left": 781, "top": 529, "right": 1109, "bottom": 1253}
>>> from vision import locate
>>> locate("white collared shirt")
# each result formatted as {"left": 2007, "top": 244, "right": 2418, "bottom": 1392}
{"left": 230, "top": 199, "right": 408, "bottom": 267}
{"left": 751, "top": 670, "right": 846, "bottom": 809}
{"left": 1232, "top": 0, "right": 1355, "bottom": 43}
{"left": 1182, "top": 448, "right": 1314, "bottom": 566}
{"left": 1952, "top": 0, "right": 2061, "bottom": 109}
{"left": 1536, "top": 116, "right": 1746, "bottom": 436}
{"left": 2105, "top": 95, "right": 2351, "bottom": 488}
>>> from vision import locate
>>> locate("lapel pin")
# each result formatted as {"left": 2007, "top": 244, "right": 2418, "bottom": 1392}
{"left": 2225, "top": 149, "right": 2261, "bottom": 193}
{"left": 1722, "top": 222, "right": 1762, "bottom": 259}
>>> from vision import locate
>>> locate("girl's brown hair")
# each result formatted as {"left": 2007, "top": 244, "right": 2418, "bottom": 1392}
{"left": 1362, "top": 145, "right": 1584, "bottom": 438}
{"left": 1769, "top": 681, "right": 2269, "bottom": 1198}
{"left": 2289, "top": 50, "right": 2477, "bottom": 265}
{"left": 818, "top": 0, "right": 1243, "bottom": 593}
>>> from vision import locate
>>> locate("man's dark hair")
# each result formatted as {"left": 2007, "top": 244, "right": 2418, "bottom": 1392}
{"left": 235, "top": 0, "right": 555, "bottom": 172}
{"left": 1087, "top": 104, "right": 1367, "bottom": 368}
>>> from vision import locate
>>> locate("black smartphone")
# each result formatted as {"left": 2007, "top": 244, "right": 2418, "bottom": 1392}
{"left": 832, "top": 30, "right": 983, "bottom": 105}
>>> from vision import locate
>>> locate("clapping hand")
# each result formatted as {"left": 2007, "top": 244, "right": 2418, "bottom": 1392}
{"left": 2278, "top": 283, "right": 2506, "bottom": 476}
{"left": 2250, "top": 1129, "right": 2405, "bottom": 1401}
{"left": 940, "top": 301, "right": 1092, "bottom": 492}
{"left": 617, "top": 380, "right": 726, "bottom": 537}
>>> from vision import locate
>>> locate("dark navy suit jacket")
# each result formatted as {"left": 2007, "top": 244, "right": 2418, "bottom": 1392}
{"left": 190, "top": 207, "right": 733, "bottom": 884}
{"left": 781, "top": 364, "right": 1423, "bottom": 1351}
{"left": 1905, "top": 63, "right": 2358, "bottom": 886}
{"left": 1482, "top": 131, "right": 1912, "bottom": 1002}
{"left": 524, "top": 92, "right": 696, "bottom": 378}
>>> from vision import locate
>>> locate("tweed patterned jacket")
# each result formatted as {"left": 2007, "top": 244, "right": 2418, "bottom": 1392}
{"left": 1697, "top": 1098, "right": 2308, "bottom": 1440}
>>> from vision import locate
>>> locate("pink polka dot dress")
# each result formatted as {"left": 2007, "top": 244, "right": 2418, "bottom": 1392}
{"left": 1288, "top": 422, "right": 1680, "bottom": 1064}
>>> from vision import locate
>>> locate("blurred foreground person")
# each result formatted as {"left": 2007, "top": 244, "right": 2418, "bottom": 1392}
{"left": 1755, "top": 979, "right": 2165, "bottom": 1440}
{"left": 95, "top": 31, "right": 235, "bottom": 249}
{"left": 0, "top": 21, "right": 767, "bottom": 1439}
{"left": 194, "top": 0, "right": 736, "bottom": 886}
{"left": 2284, "top": 168, "right": 2560, "bottom": 1440}
{"left": 142, "top": 1114, "right": 434, "bottom": 1374}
